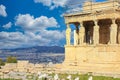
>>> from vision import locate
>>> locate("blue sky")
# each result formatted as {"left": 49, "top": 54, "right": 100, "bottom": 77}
{"left": 0, "top": 0, "right": 107, "bottom": 49}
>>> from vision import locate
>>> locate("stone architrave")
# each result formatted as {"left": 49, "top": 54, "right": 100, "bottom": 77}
{"left": 110, "top": 19, "right": 117, "bottom": 44}
{"left": 66, "top": 24, "right": 71, "bottom": 45}
{"left": 93, "top": 20, "right": 99, "bottom": 44}
{"left": 79, "top": 23, "right": 85, "bottom": 45}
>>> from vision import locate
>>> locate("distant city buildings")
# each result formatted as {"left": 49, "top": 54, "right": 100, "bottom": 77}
{"left": 0, "top": 52, "right": 64, "bottom": 64}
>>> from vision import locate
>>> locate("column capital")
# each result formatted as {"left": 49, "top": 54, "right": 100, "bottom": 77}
{"left": 66, "top": 23, "right": 70, "bottom": 28}
{"left": 79, "top": 21, "right": 84, "bottom": 27}
{"left": 94, "top": 20, "right": 99, "bottom": 30}
{"left": 111, "top": 19, "right": 116, "bottom": 24}
{"left": 79, "top": 21, "right": 83, "bottom": 24}
{"left": 94, "top": 20, "right": 98, "bottom": 25}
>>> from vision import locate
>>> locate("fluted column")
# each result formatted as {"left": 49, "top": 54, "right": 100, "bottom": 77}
{"left": 93, "top": 20, "right": 99, "bottom": 45}
{"left": 66, "top": 23, "right": 71, "bottom": 45}
{"left": 110, "top": 19, "right": 117, "bottom": 44}
{"left": 79, "top": 22, "right": 85, "bottom": 45}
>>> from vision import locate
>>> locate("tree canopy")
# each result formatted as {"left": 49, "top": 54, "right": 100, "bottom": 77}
{"left": 6, "top": 56, "right": 17, "bottom": 63}
{"left": 0, "top": 58, "right": 5, "bottom": 66}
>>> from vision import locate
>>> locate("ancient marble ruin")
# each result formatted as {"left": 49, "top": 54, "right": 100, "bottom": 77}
{"left": 61, "top": 0, "right": 120, "bottom": 75}
{"left": 1, "top": 0, "right": 120, "bottom": 79}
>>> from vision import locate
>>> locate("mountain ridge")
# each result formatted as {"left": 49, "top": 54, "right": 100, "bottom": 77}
{"left": 0, "top": 46, "right": 65, "bottom": 53}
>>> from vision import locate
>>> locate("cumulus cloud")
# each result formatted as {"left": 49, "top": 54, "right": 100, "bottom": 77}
{"left": 0, "top": 5, "right": 7, "bottom": 17}
{"left": 15, "top": 13, "right": 65, "bottom": 40}
{"left": 0, "top": 31, "right": 58, "bottom": 49}
{"left": 34, "top": 0, "right": 67, "bottom": 10}
{"left": 65, "top": 0, "right": 94, "bottom": 13}
{"left": 34, "top": 0, "right": 52, "bottom": 6}
{"left": 41, "top": 30, "right": 65, "bottom": 40}
{"left": 15, "top": 14, "right": 58, "bottom": 31}
{"left": 2, "top": 22, "right": 12, "bottom": 29}
{"left": 33, "top": 0, "right": 97, "bottom": 10}
{"left": 50, "top": 0, "right": 67, "bottom": 10}
{"left": 0, "top": 14, "right": 65, "bottom": 49}
{"left": 0, "top": 31, "right": 26, "bottom": 49}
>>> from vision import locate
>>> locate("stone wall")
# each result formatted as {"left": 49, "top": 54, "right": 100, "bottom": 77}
{"left": 63, "top": 45, "right": 120, "bottom": 73}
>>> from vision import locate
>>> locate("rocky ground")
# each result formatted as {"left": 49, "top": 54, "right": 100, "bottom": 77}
{"left": 0, "top": 71, "right": 120, "bottom": 80}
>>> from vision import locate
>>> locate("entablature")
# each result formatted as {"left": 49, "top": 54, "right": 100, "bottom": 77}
{"left": 64, "top": 11, "right": 120, "bottom": 24}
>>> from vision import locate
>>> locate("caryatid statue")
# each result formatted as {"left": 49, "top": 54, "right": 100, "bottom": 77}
{"left": 74, "top": 27, "right": 79, "bottom": 45}
{"left": 79, "top": 23, "right": 85, "bottom": 45}
{"left": 110, "top": 19, "right": 117, "bottom": 44}
{"left": 66, "top": 24, "right": 71, "bottom": 45}
{"left": 117, "top": 26, "right": 120, "bottom": 44}
{"left": 93, "top": 20, "right": 99, "bottom": 44}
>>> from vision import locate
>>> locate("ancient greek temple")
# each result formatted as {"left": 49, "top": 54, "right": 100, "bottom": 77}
{"left": 62, "top": 0, "right": 120, "bottom": 75}
{"left": 65, "top": 1, "right": 120, "bottom": 46}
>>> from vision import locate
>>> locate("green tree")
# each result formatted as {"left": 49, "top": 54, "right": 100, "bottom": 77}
{"left": 6, "top": 56, "right": 17, "bottom": 63}
{"left": 0, "top": 58, "right": 5, "bottom": 66}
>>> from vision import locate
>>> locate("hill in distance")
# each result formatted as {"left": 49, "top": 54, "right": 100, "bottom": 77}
{"left": 1, "top": 46, "right": 65, "bottom": 53}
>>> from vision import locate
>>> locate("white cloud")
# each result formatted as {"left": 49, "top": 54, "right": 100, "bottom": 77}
{"left": 50, "top": 0, "right": 67, "bottom": 10}
{"left": 0, "top": 31, "right": 25, "bottom": 42}
{"left": 0, "top": 30, "right": 65, "bottom": 49}
{"left": 66, "top": 7, "right": 82, "bottom": 14}
{"left": 0, "top": 14, "right": 65, "bottom": 49}
{"left": 0, "top": 5, "right": 7, "bottom": 17}
{"left": 0, "top": 31, "right": 49, "bottom": 49}
{"left": 15, "top": 14, "right": 58, "bottom": 31}
{"left": 0, "top": 31, "right": 26, "bottom": 49}
{"left": 2, "top": 22, "right": 12, "bottom": 29}
{"left": 34, "top": 0, "right": 67, "bottom": 10}
{"left": 41, "top": 30, "right": 65, "bottom": 40}
{"left": 34, "top": 0, "right": 52, "bottom": 6}
{"left": 33, "top": 0, "right": 97, "bottom": 10}
{"left": 64, "top": 0, "right": 98, "bottom": 14}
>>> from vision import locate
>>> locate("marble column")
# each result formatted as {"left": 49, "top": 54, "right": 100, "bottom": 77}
{"left": 79, "top": 22, "right": 85, "bottom": 45}
{"left": 66, "top": 23, "right": 71, "bottom": 45}
{"left": 93, "top": 20, "right": 99, "bottom": 45}
{"left": 110, "top": 19, "right": 117, "bottom": 44}
{"left": 74, "top": 26, "right": 79, "bottom": 46}
{"left": 74, "top": 30, "right": 77, "bottom": 46}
